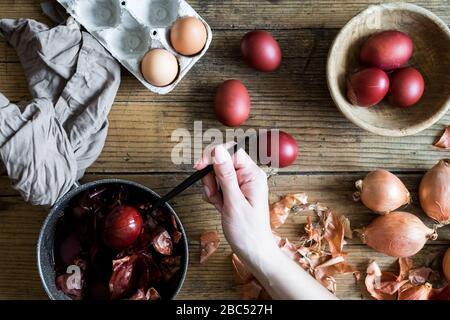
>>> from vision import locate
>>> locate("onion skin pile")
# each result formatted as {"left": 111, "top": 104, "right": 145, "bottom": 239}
{"left": 444, "top": 248, "right": 450, "bottom": 282}
{"left": 419, "top": 160, "right": 450, "bottom": 225}
{"left": 354, "top": 169, "right": 410, "bottom": 214}
{"left": 360, "top": 211, "right": 437, "bottom": 258}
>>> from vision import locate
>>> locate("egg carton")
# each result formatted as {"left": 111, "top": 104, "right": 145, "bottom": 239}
{"left": 57, "top": 0, "right": 212, "bottom": 94}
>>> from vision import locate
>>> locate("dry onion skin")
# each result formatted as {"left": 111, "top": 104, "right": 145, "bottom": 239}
{"left": 232, "top": 193, "right": 358, "bottom": 299}
{"left": 398, "top": 283, "right": 433, "bottom": 300}
{"left": 199, "top": 231, "right": 220, "bottom": 264}
{"left": 360, "top": 211, "right": 437, "bottom": 258}
{"left": 354, "top": 169, "right": 410, "bottom": 214}
{"left": 433, "top": 126, "right": 450, "bottom": 150}
{"left": 365, "top": 258, "right": 450, "bottom": 300}
{"left": 365, "top": 260, "right": 408, "bottom": 300}
{"left": 269, "top": 193, "right": 307, "bottom": 229}
{"left": 419, "top": 160, "right": 450, "bottom": 225}
{"left": 444, "top": 248, "right": 450, "bottom": 282}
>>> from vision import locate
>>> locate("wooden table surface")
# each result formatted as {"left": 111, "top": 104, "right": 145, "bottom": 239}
{"left": 0, "top": 0, "right": 449, "bottom": 300}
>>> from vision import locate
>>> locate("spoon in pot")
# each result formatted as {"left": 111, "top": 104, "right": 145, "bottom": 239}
{"left": 150, "top": 138, "right": 249, "bottom": 212}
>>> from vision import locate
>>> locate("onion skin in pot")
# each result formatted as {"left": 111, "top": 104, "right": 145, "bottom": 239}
{"left": 419, "top": 160, "right": 450, "bottom": 225}
{"left": 354, "top": 169, "right": 410, "bottom": 214}
{"left": 443, "top": 248, "right": 450, "bottom": 281}
{"left": 360, "top": 211, "right": 437, "bottom": 258}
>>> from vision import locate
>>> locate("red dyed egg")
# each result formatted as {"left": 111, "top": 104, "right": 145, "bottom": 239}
{"left": 102, "top": 205, "right": 143, "bottom": 250}
{"left": 214, "top": 79, "right": 251, "bottom": 127}
{"left": 241, "top": 30, "right": 282, "bottom": 72}
{"left": 360, "top": 30, "right": 413, "bottom": 70}
{"left": 347, "top": 68, "right": 390, "bottom": 107}
{"left": 388, "top": 67, "right": 425, "bottom": 108}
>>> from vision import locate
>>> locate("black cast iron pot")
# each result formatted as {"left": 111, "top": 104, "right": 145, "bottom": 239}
{"left": 37, "top": 179, "right": 188, "bottom": 300}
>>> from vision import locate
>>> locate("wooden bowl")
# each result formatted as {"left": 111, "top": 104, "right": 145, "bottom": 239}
{"left": 327, "top": 3, "right": 450, "bottom": 137}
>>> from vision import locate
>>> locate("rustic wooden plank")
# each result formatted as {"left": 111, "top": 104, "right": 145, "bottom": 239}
{"left": 0, "top": 29, "right": 332, "bottom": 102}
{"left": 97, "top": 100, "right": 449, "bottom": 173}
{"left": 0, "top": 0, "right": 448, "bottom": 29}
{"left": 1, "top": 29, "right": 323, "bottom": 63}
{"left": 0, "top": 96, "right": 446, "bottom": 173}
{"left": 1, "top": 27, "right": 448, "bottom": 173}
{"left": 182, "top": 244, "right": 449, "bottom": 300}
{"left": 0, "top": 174, "right": 448, "bottom": 299}
{"left": 75, "top": 174, "right": 449, "bottom": 242}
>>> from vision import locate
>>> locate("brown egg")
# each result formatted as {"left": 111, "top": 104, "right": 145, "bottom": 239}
{"left": 170, "top": 16, "right": 207, "bottom": 56}
{"left": 141, "top": 48, "right": 179, "bottom": 87}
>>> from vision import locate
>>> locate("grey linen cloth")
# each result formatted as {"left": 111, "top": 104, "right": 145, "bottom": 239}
{"left": 0, "top": 17, "right": 121, "bottom": 205}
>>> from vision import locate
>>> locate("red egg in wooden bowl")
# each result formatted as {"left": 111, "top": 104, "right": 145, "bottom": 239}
{"left": 327, "top": 3, "right": 450, "bottom": 137}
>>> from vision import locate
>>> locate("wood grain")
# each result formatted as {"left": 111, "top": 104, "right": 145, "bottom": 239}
{"left": 0, "top": 0, "right": 448, "bottom": 29}
{"left": 0, "top": 0, "right": 449, "bottom": 301}
{"left": 1, "top": 29, "right": 334, "bottom": 101}
{"left": 96, "top": 100, "right": 449, "bottom": 173}
{"left": 0, "top": 174, "right": 448, "bottom": 300}
{"left": 1, "top": 29, "right": 448, "bottom": 173}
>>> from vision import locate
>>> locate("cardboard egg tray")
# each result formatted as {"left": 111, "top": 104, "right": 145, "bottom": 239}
{"left": 57, "top": 0, "right": 212, "bottom": 94}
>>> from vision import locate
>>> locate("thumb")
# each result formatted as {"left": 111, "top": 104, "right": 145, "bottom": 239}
{"left": 213, "top": 145, "right": 245, "bottom": 204}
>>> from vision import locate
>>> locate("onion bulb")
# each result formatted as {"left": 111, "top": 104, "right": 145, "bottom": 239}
{"left": 419, "top": 160, "right": 450, "bottom": 224}
{"left": 360, "top": 211, "right": 437, "bottom": 258}
{"left": 354, "top": 169, "right": 410, "bottom": 214}
{"left": 443, "top": 248, "right": 450, "bottom": 281}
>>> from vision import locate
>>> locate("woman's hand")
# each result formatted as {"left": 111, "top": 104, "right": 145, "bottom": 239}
{"left": 194, "top": 144, "right": 278, "bottom": 260}
{"left": 195, "top": 143, "right": 338, "bottom": 300}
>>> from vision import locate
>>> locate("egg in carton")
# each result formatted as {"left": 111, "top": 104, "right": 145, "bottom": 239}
{"left": 57, "top": 0, "right": 212, "bottom": 94}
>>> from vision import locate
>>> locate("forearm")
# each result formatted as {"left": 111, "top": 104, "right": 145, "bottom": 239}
{"left": 240, "top": 242, "right": 338, "bottom": 300}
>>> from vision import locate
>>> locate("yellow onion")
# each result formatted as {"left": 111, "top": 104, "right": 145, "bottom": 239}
{"left": 354, "top": 169, "right": 410, "bottom": 214}
{"left": 443, "top": 248, "right": 450, "bottom": 281}
{"left": 398, "top": 283, "right": 432, "bottom": 300}
{"left": 419, "top": 160, "right": 450, "bottom": 224}
{"left": 360, "top": 212, "right": 437, "bottom": 258}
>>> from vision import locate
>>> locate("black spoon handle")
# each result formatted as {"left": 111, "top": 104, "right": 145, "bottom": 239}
{"left": 152, "top": 139, "right": 248, "bottom": 210}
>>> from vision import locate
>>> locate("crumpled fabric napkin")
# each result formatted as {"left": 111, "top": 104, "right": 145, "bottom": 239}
{"left": 0, "top": 16, "right": 121, "bottom": 206}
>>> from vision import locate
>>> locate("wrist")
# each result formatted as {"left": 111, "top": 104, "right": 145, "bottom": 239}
{"left": 233, "top": 234, "right": 281, "bottom": 276}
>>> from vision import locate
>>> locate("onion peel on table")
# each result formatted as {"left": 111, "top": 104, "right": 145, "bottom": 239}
{"left": 365, "top": 258, "right": 449, "bottom": 300}
{"left": 365, "top": 260, "right": 409, "bottom": 300}
{"left": 240, "top": 280, "right": 263, "bottom": 300}
{"left": 129, "top": 287, "right": 161, "bottom": 300}
{"left": 433, "top": 126, "right": 450, "bottom": 150}
{"left": 269, "top": 193, "right": 308, "bottom": 229}
{"left": 200, "top": 231, "right": 221, "bottom": 264}
{"left": 231, "top": 193, "right": 359, "bottom": 299}
{"left": 231, "top": 254, "right": 254, "bottom": 285}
